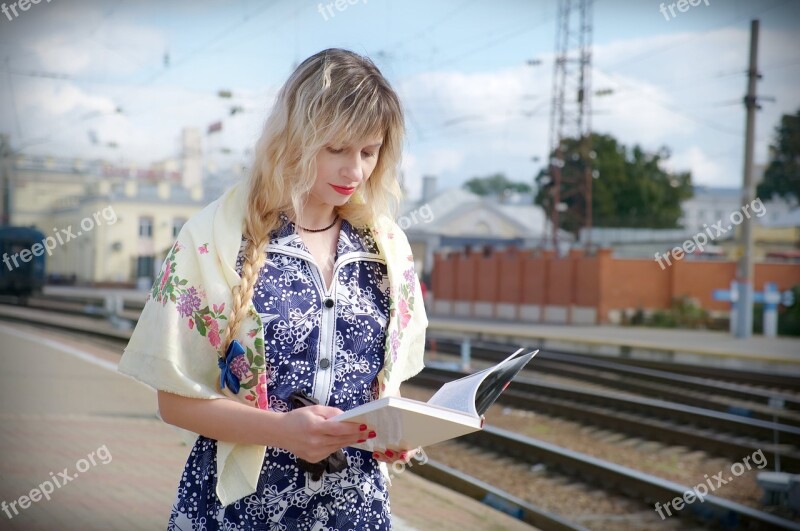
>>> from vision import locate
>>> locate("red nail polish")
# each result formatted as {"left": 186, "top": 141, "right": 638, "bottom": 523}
{"left": 373, "top": 452, "right": 380, "bottom": 459}
{"left": 400, "top": 452, "right": 408, "bottom": 459}
{"left": 357, "top": 439, "right": 366, "bottom": 443}
{"left": 359, "top": 424, "right": 367, "bottom": 431}
{"left": 385, "top": 450, "right": 394, "bottom": 457}
{"left": 368, "top": 431, "right": 376, "bottom": 439}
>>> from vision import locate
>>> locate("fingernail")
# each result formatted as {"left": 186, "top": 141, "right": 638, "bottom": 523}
{"left": 385, "top": 450, "right": 394, "bottom": 457}
{"left": 400, "top": 452, "right": 408, "bottom": 459}
{"left": 373, "top": 452, "right": 380, "bottom": 459}
{"left": 368, "top": 431, "right": 376, "bottom": 439}
{"left": 359, "top": 424, "right": 367, "bottom": 431}
{"left": 357, "top": 439, "right": 366, "bottom": 443}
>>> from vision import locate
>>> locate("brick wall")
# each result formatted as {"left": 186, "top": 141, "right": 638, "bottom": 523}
{"left": 431, "top": 247, "right": 800, "bottom": 324}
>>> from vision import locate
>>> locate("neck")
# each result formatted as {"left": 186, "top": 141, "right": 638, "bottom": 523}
{"left": 294, "top": 202, "right": 337, "bottom": 231}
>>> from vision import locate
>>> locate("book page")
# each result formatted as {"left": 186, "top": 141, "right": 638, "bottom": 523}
{"left": 332, "top": 397, "right": 483, "bottom": 450}
{"left": 474, "top": 350, "right": 536, "bottom": 415}
{"left": 426, "top": 348, "right": 527, "bottom": 416}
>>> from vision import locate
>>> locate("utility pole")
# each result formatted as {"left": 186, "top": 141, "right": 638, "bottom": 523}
{"left": 734, "top": 19, "right": 760, "bottom": 339}
{"left": 0, "top": 133, "right": 11, "bottom": 226}
{"left": 547, "top": 0, "right": 593, "bottom": 255}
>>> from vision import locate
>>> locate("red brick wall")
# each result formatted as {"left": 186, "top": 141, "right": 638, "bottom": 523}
{"left": 521, "top": 251, "right": 549, "bottom": 305}
{"left": 606, "top": 258, "right": 671, "bottom": 310}
{"left": 672, "top": 260, "right": 738, "bottom": 311}
{"left": 497, "top": 248, "right": 523, "bottom": 304}
{"left": 754, "top": 263, "right": 800, "bottom": 292}
{"left": 475, "top": 250, "right": 499, "bottom": 302}
{"left": 432, "top": 248, "right": 800, "bottom": 323}
{"left": 574, "top": 252, "right": 600, "bottom": 307}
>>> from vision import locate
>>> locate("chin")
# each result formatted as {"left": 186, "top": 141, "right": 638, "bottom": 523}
{"left": 331, "top": 194, "right": 353, "bottom": 204}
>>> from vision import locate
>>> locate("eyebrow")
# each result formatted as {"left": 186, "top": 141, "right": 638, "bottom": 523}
{"left": 364, "top": 143, "right": 382, "bottom": 149}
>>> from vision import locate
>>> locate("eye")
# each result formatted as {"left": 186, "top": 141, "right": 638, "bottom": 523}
{"left": 362, "top": 151, "right": 376, "bottom": 159}
{"left": 327, "top": 147, "right": 344, "bottom": 154}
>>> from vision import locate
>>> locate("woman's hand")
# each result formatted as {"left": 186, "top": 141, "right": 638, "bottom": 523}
{"left": 277, "top": 405, "right": 376, "bottom": 463}
{"left": 372, "top": 446, "right": 422, "bottom": 465}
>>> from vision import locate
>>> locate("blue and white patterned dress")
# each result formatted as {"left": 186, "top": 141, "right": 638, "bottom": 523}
{"left": 168, "top": 212, "right": 392, "bottom": 530}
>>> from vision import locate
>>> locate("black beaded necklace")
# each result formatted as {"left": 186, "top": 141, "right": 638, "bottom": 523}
{"left": 297, "top": 214, "right": 340, "bottom": 233}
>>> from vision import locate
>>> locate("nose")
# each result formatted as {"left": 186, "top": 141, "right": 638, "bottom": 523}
{"left": 340, "top": 152, "right": 364, "bottom": 185}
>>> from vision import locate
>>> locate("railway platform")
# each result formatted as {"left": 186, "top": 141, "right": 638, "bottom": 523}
{"left": 10, "top": 286, "right": 800, "bottom": 372}
{"left": 0, "top": 320, "right": 534, "bottom": 531}
{"left": 428, "top": 316, "right": 800, "bottom": 373}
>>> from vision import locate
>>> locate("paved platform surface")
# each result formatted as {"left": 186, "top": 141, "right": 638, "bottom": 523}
{"left": 428, "top": 316, "right": 800, "bottom": 371}
{"left": 0, "top": 320, "right": 534, "bottom": 530}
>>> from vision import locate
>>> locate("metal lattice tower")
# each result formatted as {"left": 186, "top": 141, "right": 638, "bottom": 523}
{"left": 547, "top": 0, "right": 593, "bottom": 252}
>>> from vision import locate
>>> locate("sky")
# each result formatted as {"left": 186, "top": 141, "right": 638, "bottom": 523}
{"left": 1, "top": 0, "right": 798, "bottom": 201}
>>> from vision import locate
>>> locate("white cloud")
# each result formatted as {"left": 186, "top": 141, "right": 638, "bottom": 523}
{"left": 666, "top": 146, "right": 728, "bottom": 186}
{"left": 401, "top": 148, "right": 466, "bottom": 200}
{"left": 398, "top": 64, "right": 547, "bottom": 133}
{"left": 5, "top": 2, "right": 166, "bottom": 78}
{"left": 18, "top": 82, "right": 117, "bottom": 116}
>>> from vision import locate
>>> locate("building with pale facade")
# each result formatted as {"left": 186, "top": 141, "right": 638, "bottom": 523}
{"left": 1, "top": 128, "right": 222, "bottom": 286}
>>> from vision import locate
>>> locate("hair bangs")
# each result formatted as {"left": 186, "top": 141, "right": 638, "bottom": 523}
{"left": 323, "top": 81, "right": 394, "bottom": 150}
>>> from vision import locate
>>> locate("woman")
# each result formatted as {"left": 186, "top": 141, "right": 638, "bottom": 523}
{"left": 118, "top": 48, "right": 428, "bottom": 529}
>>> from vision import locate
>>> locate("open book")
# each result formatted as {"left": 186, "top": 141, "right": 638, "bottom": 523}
{"left": 333, "top": 348, "right": 537, "bottom": 451}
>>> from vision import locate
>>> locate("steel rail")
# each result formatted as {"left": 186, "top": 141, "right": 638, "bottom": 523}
{"left": 412, "top": 369, "right": 800, "bottom": 472}
{"left": 466, "top": 425, "right": 800, "bottom": 530}
{"left": 408, "top": 459, "right": 588, "bottom": 530}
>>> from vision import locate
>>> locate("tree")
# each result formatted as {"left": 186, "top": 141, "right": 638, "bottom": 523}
{"left": 462, "top": 173, "right": 531, "bottom": 197}
{"left": 534, "top": 133, "right": 693, "bottom": 236}
{"left": 757, "top": 109, "right": 799, "bottom": 204}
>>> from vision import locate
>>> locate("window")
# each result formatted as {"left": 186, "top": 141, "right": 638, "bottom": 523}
{"left": 139, "top": 216, "right": 153, "bottom": 239}
{"left": 172, "top": 217, "right": 186, "bottom": 238}
{"left": 136, "top": 255, "right": 155, "bottom": 278}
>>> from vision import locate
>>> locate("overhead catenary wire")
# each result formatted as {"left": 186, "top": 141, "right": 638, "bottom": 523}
{"left": 603, "top": 0, "right": 791, "bottom": 72}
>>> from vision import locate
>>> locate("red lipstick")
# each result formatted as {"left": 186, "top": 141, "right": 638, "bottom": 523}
{"left": 331, "top": 185, "right": 356, "bottom": 195}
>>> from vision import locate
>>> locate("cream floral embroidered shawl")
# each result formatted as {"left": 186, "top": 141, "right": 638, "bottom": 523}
{"left": 117, "top": 182, "right": 428, "bottom": 507}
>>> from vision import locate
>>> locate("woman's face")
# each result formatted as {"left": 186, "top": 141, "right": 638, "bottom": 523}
{"left": 311, "top": 135, "right": 383, "bottom": 207}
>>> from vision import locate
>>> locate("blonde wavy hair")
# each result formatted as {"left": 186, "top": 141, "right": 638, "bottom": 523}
{"left": 221, "top": 48, "right": 405, "bottom": 358}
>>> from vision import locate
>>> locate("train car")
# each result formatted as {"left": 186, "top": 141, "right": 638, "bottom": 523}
{"left": 0, "top": 226, "right": 47, "bottom": 296}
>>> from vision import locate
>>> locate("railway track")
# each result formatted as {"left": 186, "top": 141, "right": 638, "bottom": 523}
{"left": 429, "top": 425, "right": 800, "bottom": 530}
{"left": 411, "top": 367, "right": 800, "bottom": 473}
{"left": 587, "top": 356, "right": 799, "bottom": 391}
{"left": 431, "top": 338, "right": 800, "bottom": 426}
{"left": 408, "top": 459, "right": 588, "bottom": 530}
{"left": 3, "top": 304, "right": 799, "bottom": 529}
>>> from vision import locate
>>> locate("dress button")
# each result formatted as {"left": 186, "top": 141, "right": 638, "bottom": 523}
{"left": 319, "top": 358, "right": 330, "bottom": 369}
{"left": 324, "top": 298, "right": 334, "bottom": 308}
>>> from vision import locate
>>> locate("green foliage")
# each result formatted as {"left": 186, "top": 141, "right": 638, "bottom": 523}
{"left": 640, "top": 296, "right": 711, "bottom": 329}
{"left": 462, "top": 173, "right": 532, "bottom": 197}
{"left": 534, "top": 133, "right": 694, "bottom": 236}
{"left": 756, "top": 109, "right": 800, "bottom": 204}
{"left": 624, "top": 286, "right": 800, "bottom": 336}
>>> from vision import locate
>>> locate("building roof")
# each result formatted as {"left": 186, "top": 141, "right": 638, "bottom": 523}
{"left": 400, "top": 187, "right": 551, "bottom": 238}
